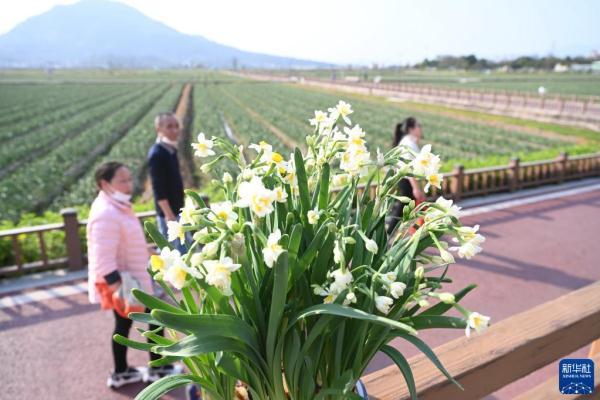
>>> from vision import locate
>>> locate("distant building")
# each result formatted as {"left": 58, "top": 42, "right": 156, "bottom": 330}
{"left": 592, "top": 61, "right": 600, "bottom": 74}
{"left": 570, "top": 64, "right": 592, "bottom": 72}
{"left": 553, "top": 63, "right": 568, "bottom": 72}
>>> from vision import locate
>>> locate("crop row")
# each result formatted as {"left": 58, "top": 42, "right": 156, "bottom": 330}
{"left": 0, "top": 85, "right": 154, "bottom": 174}
{"left": 52, "top": 84, "right": 183, "bottom": 208}
{"left": 0, "top": 84, "right": 170, "bottom": 221}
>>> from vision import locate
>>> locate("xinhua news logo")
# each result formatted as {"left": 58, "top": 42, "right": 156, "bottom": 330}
{"left": 559, "top": 358, "right": 594, "bottom": 395}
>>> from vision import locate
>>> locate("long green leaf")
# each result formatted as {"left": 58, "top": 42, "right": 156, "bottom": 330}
{"left": 148, "top": 355, "right": 181, "bottom": 368}
{"left": 380, "top": 344, "right": 418, "bottom": 400}
{"left": 129, "top": 312, "right": 161, "bottom": 326}
{"left": 294, "top": 147, "right": 311, "bottom": 217}
{"left": 318, "top": 163, "right": 330, "bottom": 210}
{"left": 267, "top": 252, "right": 289, "bottom": 365}
{"left": 113, "top": 334, "right": 154, "bottom": 351}
{"left": 184, "top": 189, "right": 208, "bottom": 208}
{"left": 144, "top": 220, "right": 171, "bottom": 250}
{"left": 151, "top": 310, "right": 260, "bottom": 350}
{"left": 297, "top": 224, "right": 329, "bottom": 272}
{"left": 134, "top": 374, "right": 197, "bottom": 400}
{"left": 408, "top": 315, "right": 467, "bottom": 330}
{"left": 395, "top": 332, "right": 463, "bottom": 390}
{"left": 181, "top": 286, "right": 198, "bottom": 314}
{"left": 131, "top": 288, "right": 185, "bottom": 314}
{"left": 290, "top": 303, "right": 417, "bottom": 335}
{"left": 152, "top": 334, "right": 247, "bottom": 357}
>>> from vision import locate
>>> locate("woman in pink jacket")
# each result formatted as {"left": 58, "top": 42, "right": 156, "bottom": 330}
{"left": 87, "top": 161, "right": 181, "bottom": 389}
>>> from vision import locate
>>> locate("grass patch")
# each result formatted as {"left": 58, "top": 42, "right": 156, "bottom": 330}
{"left": 443, "top": 143, "right": 599, "bottom": 171}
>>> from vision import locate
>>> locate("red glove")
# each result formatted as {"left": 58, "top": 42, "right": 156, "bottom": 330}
{"left": 95, "top": 281, "right": 115, "bottom": 311}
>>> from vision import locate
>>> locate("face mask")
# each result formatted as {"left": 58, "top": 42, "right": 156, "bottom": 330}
{"left": 161, "top": 136, "right": 178, "bottom": 147}
{"left": 107, "top": 185, "right": 132, "bottom": 203}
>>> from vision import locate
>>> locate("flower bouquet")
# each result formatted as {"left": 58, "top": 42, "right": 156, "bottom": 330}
{"left": 116, "top": 101, "right": 489, "bottom": 399}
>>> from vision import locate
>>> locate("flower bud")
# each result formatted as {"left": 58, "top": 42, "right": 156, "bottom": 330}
{"left": 415, "top": 266, "right": 425, "bottom": 280}
{"left": 439, "top": 292, "right": 456, "bottom": 304}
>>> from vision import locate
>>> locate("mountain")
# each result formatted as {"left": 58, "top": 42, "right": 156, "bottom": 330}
{"left": 0, "top": 0, "right": 333, "bottom": 69}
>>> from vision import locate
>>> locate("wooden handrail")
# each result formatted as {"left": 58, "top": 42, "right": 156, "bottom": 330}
{"left": 363, "top": 280, "right": 600, "bottom": 399}
{"left": 1, "top": 153, "right": 599, "bottom": 274}
{"left": 78, "top": 210, "right": 157, "bottom": 225}
{"left": 0, "top": 222, "right": 64, "bottom": 238}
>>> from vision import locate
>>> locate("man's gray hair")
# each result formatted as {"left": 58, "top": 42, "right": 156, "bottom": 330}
{"left": 154, "top": 112, "right": 179, "bottom": 130}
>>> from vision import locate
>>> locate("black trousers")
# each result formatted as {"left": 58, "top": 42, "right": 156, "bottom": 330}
{"left": 112, "top": 308, "right": 163, "bottom": 373}
{"left": 388, "top": 179, "right": 415, "bottom": 235}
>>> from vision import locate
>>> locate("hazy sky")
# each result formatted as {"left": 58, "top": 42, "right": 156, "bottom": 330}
{"left": 0, "top": 0, "right": 598, "bottom": 65}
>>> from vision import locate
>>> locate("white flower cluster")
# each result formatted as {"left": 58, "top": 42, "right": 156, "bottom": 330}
{"left": 154, "top": 101, "right": 490, "bottom": 338}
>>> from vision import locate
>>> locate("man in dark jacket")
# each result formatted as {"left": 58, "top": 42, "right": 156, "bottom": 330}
{"left": 147, "top": 112, "right": 186, "bottom": 251}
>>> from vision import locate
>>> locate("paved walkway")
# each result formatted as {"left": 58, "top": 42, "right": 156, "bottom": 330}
{"left": 1, "top": 182, "right": 599, "bottom": 399}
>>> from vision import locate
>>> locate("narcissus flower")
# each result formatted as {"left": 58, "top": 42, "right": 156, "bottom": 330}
{"left": 167, "top": 220, "right": 186, "bottom": 244}
{"left": 203, "top": 257, "right": 241, "bottom": 296}
{"left": 330, "top": 100, "right": 353, "bottom": 124}
{"left": 164, "top": 262, "right": 188, "bottom": 290}
{"left": 273, "top": 187, "right": 288, "bottom": 203}
{"left": 466, "top": 312, "right": 491, "bottom": 337}
{"left": 179, "top": 198, "right": 197, "bottom": 226}
{"left": 451, "top": 225, "right": 485, "bottom": 259}
{"left": 411, "top": 144, "right": 440, "bottom": 176}
{"left": 208, "top": 201, "right": 237, "bottom": 228}
{"left": 309, "top": 110, "right": 328, "bottom": 127}
{"left": 425, "top": 172, "right": 443, "bottom": 193}
{"left": 150, "top": 247, "right": 181, "bottom": 273}
{"left": 375, "top": 295, "right": 393, "bottom": 314}
{"left": 262, "top": 229, "right": 284, "bottom": 268}
{"left": 329, "top": 268, "right": 353, "bottom": 294}
{"left": 236, "top": 177, "right": 276, "bottom": 217}
{"left": 344, "top": 125, "right": 366, "bottom": 149}
{"left": 307, "top": 208, "right": 320, "bottom": 225}
{"left": 390, "top": 282, "right": 407, "bottom": 299}
{"left": 191, "top": 132, "right": 215, "bottom": 158}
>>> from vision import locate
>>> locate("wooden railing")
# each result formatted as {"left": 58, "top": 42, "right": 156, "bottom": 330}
{"left": 336, "top": 79, "right": 600, "bottom": 119}
{"left": 238, "top": 72, "right": 600, "bottom": 127}
{"left": 1, "top": 154, "right": 599, "bottom": 277}
{"left": 434, "top": 152, "right": 600, "bottom": 201}
{"left": 0, "top": 209, "right": 159, "bottom": 278}
{"left": 362, "top": 280, "right": 600, "bottom": 399}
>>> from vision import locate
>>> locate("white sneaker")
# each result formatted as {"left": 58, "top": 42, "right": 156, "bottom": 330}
{"left": 107, "top": 367, "right": 146, "bottom": 389}
{"left": 144, "top": 364, "right": 184, "bottom": 383}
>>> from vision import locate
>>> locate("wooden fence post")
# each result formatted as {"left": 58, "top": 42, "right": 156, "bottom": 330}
{"left": 61, "top": 208, "right": 84, "bottom": 271}
{"left": 452, "top": 165, "right": 464, "bottom": 201}
{"left": 557, "top": 152, "right": 568, "bottom": 183}
{"left": 509, "top": 158, "right": 520, "bottom": 192}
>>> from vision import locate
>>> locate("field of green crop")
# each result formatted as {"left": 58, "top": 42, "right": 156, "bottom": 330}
{"left": 1, "top": 71, "right": 597, "bottom": 224}
{"left": 198, "top": 82, "right": 588, "bottom": 163}
{"left": 0, "top": 81, "right": 183, "bottom": 221}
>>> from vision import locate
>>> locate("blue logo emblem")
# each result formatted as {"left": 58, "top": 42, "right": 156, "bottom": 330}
{"left": 559, "top": 358, "right": 594, "bottom": 395}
